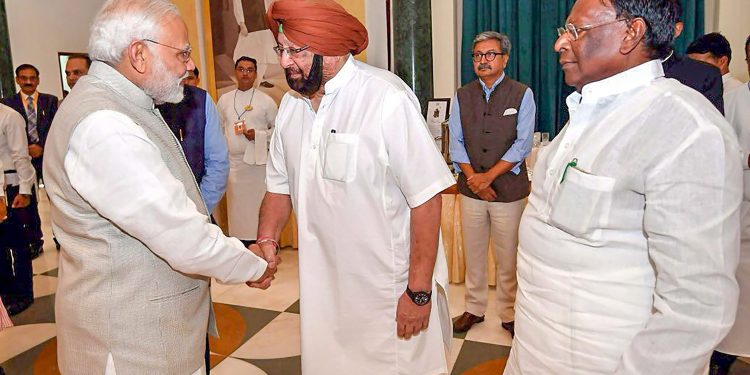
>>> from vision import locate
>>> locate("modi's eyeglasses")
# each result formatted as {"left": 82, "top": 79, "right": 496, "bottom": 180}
{"left": 142, "top": 39, "right": 192, "bottom": 63}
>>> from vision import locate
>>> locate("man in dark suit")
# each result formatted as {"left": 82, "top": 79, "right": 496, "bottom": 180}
{"left": 1, "top": 64, "right": 58, "bottom": 258}
{"left": 661, "top": 7, "right": 724, "bottom": 114}
{"left": 2, "top": 64, "right": 59, "bottom": 181}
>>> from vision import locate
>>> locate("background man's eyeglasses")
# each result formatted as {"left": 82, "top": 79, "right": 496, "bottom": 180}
{"left": 472, "top": 51, "right": 505, "bottom": 62}
{"left": 236, "top": 67, "right": 256, "bottom": 74}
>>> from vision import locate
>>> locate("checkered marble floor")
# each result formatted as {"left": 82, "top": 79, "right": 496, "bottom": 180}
{"left": 2, "top": 192, "right": 749, "bottom": 374}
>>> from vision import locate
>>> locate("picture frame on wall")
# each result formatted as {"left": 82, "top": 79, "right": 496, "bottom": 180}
{"left": 424, "top": 98, "right": 451, "bottom": 164}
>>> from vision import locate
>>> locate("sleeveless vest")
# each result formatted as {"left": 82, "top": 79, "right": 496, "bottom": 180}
{"left": 456, "top": 78, "right": 530, "bottom": 202}
{"left": 157, "top": 85, "right": 207, "bottom": 184}
{"left": 43, "top": 61, "right": 210, "bottom": 375}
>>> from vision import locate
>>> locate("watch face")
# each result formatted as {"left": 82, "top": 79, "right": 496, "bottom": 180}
{"left": 413, "top": 292, "right": 430, "bottom": 306}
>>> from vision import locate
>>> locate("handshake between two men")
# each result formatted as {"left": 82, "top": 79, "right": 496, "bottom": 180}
{"left": 245, "top": 239, "right": 282, "bottom": 289}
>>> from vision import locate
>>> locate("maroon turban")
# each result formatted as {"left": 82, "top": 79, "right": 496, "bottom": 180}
{"left": 266, "top": 0, "right": 369, "bottom": 56}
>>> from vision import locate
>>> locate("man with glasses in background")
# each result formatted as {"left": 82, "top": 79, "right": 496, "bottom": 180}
{"left": 448, "top": 31, "right": 536, "bottom": 338}
{"left": 43, "top": 0, "right": 276, "bottom": 373}
{"left": 217, "top": 56, "right": 277, "bottom": 247}
{"left": 506, "top": 0, "right": 742, "bottom": 373}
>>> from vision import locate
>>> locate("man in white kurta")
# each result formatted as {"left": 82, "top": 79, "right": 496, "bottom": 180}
{"left": 218, "top": 56, "right": 277, "bottom": 243}
{"left": 714, "top": 37, "right": 750, "bottom": 374}
{"left": 255, "top": 1, "right": 455, "bottom": 373}
{"left": 505, "top": 1, "right": 742, "bottom": 374}
{"left": 686, "top": 32, "right": 744, "bottom": 94}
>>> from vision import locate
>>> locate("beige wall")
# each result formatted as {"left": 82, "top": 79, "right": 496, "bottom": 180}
{"left": 707, "top": 0, "right": 750, "bottom": 81}
{"left": 6, "top": 0, "right": 107, "bottom": 98}
{"left": 431, "top": 0, "right": 458, "bottom": 99}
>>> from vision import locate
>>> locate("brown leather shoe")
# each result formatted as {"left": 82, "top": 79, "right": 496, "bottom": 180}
{"left": 453, "top": 312, "right": 485, "bottom": 333}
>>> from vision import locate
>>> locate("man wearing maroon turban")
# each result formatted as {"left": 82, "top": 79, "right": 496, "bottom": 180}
{"left": 255, "top": 0, "right": 454, "bottom": 373}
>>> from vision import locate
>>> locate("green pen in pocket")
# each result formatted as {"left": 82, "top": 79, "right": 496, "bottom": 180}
{"left": 560, "top": 158, "right": 578, "bottom": 183}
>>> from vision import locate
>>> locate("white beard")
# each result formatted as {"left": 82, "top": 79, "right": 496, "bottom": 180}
{"left": 143, "top": 57, "right": 186, "bottom": 103}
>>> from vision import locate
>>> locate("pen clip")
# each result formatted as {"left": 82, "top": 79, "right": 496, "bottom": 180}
{"left": 330, "top": 129, "right": 336, "bottom": 134}
{"left": 560, "top": 158, "right": 578, "bottom": 183}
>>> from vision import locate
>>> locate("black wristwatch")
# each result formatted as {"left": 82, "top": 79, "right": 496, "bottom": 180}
{"left": 405, "top": 286, "right": 432, "bottom": 306}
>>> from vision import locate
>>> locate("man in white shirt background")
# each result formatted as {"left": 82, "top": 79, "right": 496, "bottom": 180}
{"left": 505, "top": 0, "right": 742, "bottom": 373}
{"left": 0, "top": 103, "right": 35, "bottom": 316}
{"left": 43, "top": 0, "right": 277, "bottom": 373}
{"left": 217, "top": 56, "right": 277, "bottom": 247}
{"left": 712, "top": 33, "right": 750, "bottom": 375}
{"left": 687, "top": 32, "right": 745, "bottom": 94}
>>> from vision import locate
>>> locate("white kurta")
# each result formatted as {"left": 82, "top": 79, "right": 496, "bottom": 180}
{"left": 505, "top": 61, "right": 742, "bottom": 374}
{"left": 723, "top": 73, "right": 745, "bottom": 94}
{"left": 718, "top": 82, "right": 750, "bottom": 356}
{"left": 217, "top": 88, "right": 277, "bottom": 240}
{"left": 267, "top": 56, "right": 455, "bottom": 375}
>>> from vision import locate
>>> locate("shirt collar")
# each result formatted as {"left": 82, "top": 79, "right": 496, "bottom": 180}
{"left": 88, "top": 61, "right": 155, "bottom": 109}
{"left": 323, "top": 54, "right": 356, "bottom": 95}
{"left": 722, "top": 73, "right": 733, "bottom": 84}
{"left": 480, "top": 73, "right": 505, "bottom": 93}
{"left": 571, "top": 60, "right": 664, "bottom": 106}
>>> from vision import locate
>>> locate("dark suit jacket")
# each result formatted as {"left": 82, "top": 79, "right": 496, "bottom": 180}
{"left": 662, "top": 53, "right": 724, "bottom": 115}
{"left": 1, "top": 92, "right": 59, "bottom": 174}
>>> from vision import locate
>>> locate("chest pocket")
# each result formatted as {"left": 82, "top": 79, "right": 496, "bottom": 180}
{"left": 550, "top": 166, "right": 616, "bottom": 243}
{"left": 322, "top": 133, "right": 359, "bottom": 182}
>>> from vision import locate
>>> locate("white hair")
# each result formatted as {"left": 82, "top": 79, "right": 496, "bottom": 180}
{"left": 89, "top": 0, "right": 180, "bottom": 64}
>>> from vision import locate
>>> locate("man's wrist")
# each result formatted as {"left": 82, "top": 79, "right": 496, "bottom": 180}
{"left": 256, "top": 237, "right": 280, "bottom": 255}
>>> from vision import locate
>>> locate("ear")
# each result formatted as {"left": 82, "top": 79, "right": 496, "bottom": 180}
{"left": 128, "top": 40, "right": 148, "bottom": 74}
{"left": 718, "top": 55, "right": 730, "bottom": 71}
{"left": 674, "top": 22, "right": 684, "bottom": 39}
{"left": 620, "top": 17, "right": 646, "bottom": 55}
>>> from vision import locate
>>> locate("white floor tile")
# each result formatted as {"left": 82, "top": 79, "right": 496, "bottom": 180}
{"left": 32, "top": 275, "right": 58, "bottom": 298}
{"left": 212, "top": 250, "right": 299, "bottom": 312}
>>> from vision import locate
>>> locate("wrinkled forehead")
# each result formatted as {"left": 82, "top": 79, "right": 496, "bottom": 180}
{"left": 158, "top": 15, "right": 190, "bottom": 47}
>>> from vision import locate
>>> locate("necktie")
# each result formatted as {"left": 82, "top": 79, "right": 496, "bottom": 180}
{"left": 26, "top": 95, "right": 39, "bottom": 144}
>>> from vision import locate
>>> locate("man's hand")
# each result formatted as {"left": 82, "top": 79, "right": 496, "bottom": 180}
{"left": 28, "top": 144, "right": 43, "bottom": 158}
{"left": 246, "top": 243, "right": 277, "bottom": 289}
{"left": 396, "top": 292, "right": 431, "bottom": 339}
{"left": 0, "top": 198, "right": 7, "bottom": 222}
{"left": 467, "top": 172, "right": 493, "bottom": 194}
{"left": 477, "top": 187, "right": 497, "bottom": 201}
{"left": 243, "top": 128, "right": 256, "bottom": 142}
{"left": 12, "top": 194, "right": 31, "bottom": 208}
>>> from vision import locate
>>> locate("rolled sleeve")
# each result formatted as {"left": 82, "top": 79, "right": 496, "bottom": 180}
{"left": 266, "top": 97, "right": 290, "bottom": 195}
{"left": 382, "top": 89, "right": 454, "bottom": 208}
{"left": 65, "top": 110, "right": 267, "bottom": 284}
{"left": 5, "top": 109, "right": 35, "bottom": 194}
{"left": 501, "top": 88, "right": 536, "bottom": 175}
{"left": 200, "top": 97, "right": 229, "bottom": 213}
{"left": 448, "top": 93, "right": 470, "bottom": 171}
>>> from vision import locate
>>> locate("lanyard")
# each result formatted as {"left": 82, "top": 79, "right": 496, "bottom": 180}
{"left": 233, "top": 88, "right": 256, "bottom": 120}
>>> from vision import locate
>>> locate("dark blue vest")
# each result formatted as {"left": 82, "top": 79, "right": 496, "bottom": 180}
{"left": 157, "top": 85, "right": 207, "bottom": 184}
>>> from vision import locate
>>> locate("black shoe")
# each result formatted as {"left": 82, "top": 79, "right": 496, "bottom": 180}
{"left": 502, "top": 321, "right": 515, "bottom": 338}
{"left": 29, "top": 241, "right": 44, "bottom": 260}
{"left": 5, "top": 295, "right": 33, "bottom": 316}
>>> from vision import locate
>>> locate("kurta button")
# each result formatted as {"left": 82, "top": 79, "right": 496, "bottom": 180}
{"left": 482, "top": 148, "right": 488, "bottom": 152}
{"left": 547, "top": 169, "right": 554, "bottom": 176}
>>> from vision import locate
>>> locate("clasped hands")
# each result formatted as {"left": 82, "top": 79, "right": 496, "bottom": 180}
{"left": 246, "top": 242, "right": 282, "bottom": 289}
{"left": 467, "top": 173, "right": 496, "bottom": 201}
